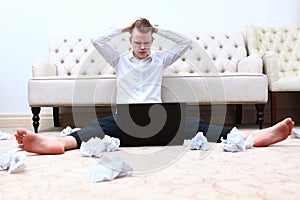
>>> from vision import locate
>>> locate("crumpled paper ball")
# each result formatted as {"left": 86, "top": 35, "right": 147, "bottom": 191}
{"left": 89, "top": 155, "right": 133, "bottom": 183}
{"left": 60, "top": 126, "right": 81, "bottom": 137}
{"left": 184, "top": 132, "right": 209, "bottom": 150}
{"left": 291, "top": 128, "right": 300, "bottom": 138}
{"left": 80, "top": 136, "right": 120, "bottom": 158}
{"left": 0, "top": 131, "right": 13, "bottom": 140}
{"left": 221, "top": 127, "right": 254, "bottom": 152}
{"left": 0, "top": 151, "right": 26, "bottom": 174}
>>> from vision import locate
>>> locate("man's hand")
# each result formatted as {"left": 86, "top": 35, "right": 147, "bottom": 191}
{"left": 153, "top": 24, "right": 158, "bottom": 33}
{"left": 121, "top": 24, "right": 134, "bottom": 33}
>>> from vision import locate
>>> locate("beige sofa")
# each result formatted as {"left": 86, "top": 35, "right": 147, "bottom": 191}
{"left": 28, "top": 31, "right": 268, "bottom": 132}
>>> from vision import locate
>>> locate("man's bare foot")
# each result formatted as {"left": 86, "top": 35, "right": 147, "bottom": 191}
{"left": 14, "top": 128, "right": 65, "bottom": 154}
{"left": 251, "top": 117, "right": 294, "bottom": 147}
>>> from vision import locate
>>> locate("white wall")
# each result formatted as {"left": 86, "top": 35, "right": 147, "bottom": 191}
{"left": 0, "top": 0, "right": 299, "bottom": 114}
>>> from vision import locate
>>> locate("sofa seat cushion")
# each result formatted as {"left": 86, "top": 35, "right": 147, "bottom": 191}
{"left": 28, "top": 73, "right": 267, "bottom": 106}
{"left": 162, "top": 73, "right": 267, "bottom": 104}
{"left": 270, "top": 77, "right": 300, "bottom": 92}
{"left": 28, "top": 76, "right": 117, "bottom": 106}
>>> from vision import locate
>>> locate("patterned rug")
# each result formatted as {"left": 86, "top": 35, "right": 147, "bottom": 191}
{"left": 1, "top": 126, "right": 300, "bottom": 199}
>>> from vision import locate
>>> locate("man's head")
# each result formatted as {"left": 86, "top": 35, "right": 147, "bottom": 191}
{"left": 129, "top": 18, "right": 154, "bottom": 60}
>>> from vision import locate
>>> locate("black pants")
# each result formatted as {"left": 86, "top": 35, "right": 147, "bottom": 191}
{"left": 70, "top": 115, "right": 231, "bottom": 148}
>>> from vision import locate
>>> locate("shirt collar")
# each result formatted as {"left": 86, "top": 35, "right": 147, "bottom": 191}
{"left": 128, "top": 51, "right": 153, "bottom": 63}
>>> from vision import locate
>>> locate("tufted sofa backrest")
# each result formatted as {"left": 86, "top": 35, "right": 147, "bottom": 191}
{"left": 47, "top": 31, "right": 248, "bottom": 77}
{"left": 246, "top": 24, "right": 300, "bottom": 78}
{"left": 188, "top": 33, "right": 247, "bottom": 73}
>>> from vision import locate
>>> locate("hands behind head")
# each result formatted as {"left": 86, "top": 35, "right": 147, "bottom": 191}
{"left": 121, "top": 24, "right": 135, "bottom": 33}
{"left": 121, "top": 23, "right": 158, "bottom": 33}
{"left": 153, "top": 24, "right": 158, "bottom": 33}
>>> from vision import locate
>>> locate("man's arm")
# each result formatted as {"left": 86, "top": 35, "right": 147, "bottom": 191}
{"left": 155, "top": 29, "right": 192, "bottom": 68}
{"left": 91, "top": 28, "right": 124, "bottom": 68}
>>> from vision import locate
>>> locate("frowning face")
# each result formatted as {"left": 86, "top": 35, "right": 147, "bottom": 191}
{"left": 130, "top": 28, "right": 153, "bottom": 60}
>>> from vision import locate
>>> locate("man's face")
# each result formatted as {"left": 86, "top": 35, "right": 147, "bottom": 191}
{"left": 130, "top": 28, "right": 153, "bottom": 60}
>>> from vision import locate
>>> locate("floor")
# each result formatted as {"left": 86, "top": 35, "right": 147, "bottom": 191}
{"left": 1, "top": 124, "right": 300, "bottom": 200}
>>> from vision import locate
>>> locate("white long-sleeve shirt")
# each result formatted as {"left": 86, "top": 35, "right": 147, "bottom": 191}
{"left": 91, "top": 28, "right": 192, "bottom": 104}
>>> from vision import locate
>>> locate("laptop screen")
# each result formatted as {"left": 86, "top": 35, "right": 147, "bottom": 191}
{"left": 116, "top": 102, "right": 187, "bottom": 146}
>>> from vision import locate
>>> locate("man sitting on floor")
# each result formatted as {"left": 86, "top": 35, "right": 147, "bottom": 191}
{"left": 15, "top": 18, "right": 295, "bottom": 154}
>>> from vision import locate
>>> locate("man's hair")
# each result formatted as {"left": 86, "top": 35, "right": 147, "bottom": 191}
{"left": 131, "top": 18, "right": 154, "bottom": 33}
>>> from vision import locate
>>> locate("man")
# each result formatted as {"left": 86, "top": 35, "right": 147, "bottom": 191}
{"left": 15, "top": 18, "right": 295, "bottom": 154}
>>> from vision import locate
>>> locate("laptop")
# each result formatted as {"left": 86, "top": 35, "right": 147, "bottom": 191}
{"left": 116, "top": 102, "right": 187, "bottom": 147}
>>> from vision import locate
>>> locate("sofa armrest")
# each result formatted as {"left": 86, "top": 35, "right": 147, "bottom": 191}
{"left": 237, "top": 54, "right": 263, "bottom": 73}
{"left": 262, "top": 51, "right": 279, "bottom": 84}
{"left": 32, "top": 58, "right": 56, "bottom": 77}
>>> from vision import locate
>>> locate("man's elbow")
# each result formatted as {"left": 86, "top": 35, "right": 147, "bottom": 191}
{"left": 183, "top": 39, "right": 192, "bottom": 49}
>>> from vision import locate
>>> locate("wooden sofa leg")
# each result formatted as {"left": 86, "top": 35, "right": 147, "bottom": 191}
{"left": 235, "top": 104, "right": 242, "bottom": 124}
{"left": 270, "top": 92, "right": 277, "bottom": 125}
{"left": 255, "top": 104, "right": 265, "bottom": 129}
{"left": 31, "top": 107, "right": 41, "bottom": 133}
{"left": 53, "top": 107, "right": 60, "bottom": 127}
